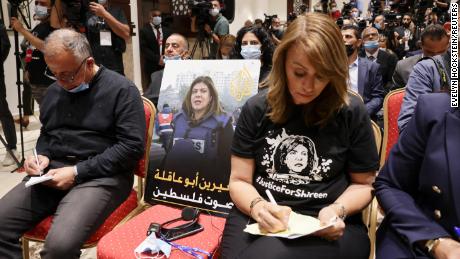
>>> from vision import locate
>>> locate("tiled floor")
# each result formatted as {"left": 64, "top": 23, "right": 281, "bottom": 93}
{"left": 0, "top": 115, "right": 96, "bottom": 259}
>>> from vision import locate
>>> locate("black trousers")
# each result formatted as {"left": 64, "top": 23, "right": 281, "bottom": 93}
{"left": 0, "top": 173, "right": 132, "bottom": 259}
{"left": 0, "top": 73, "right": 17, "bottom": 150}
{"left": 221, "top": 208, "right": 370, "bottom": 259}
{"left": 22, "top": 77, "right": 33, "bottom": 116}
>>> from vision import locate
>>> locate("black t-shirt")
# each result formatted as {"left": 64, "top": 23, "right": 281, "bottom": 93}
{"left": 25, "top": 21, "right": 55, "bottom": 85}
{"left": 232, "top": 91, "right": 379, "bottom": 216}
{"left": 86, "top": 6, "right": 127, "bottom": 74}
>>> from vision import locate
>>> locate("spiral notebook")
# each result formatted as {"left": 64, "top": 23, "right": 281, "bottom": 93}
{"left": 244, "top": 211, "right": 334, "bottom": 239}
{"left": 25, "top": 175, "right": 53, "bottom": 188}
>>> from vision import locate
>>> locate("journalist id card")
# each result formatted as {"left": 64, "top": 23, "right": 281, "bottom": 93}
{"left": 100, "top": 31, "right": 112, "bottom": 46}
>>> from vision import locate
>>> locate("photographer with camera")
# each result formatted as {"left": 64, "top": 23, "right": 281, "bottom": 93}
{"left": 190, "top": 0, "right": 229, "bottom": 59}
{"left": 86, "top": 0, "right": 130, "bottom": 75}
{"left": 270, "top": 16, "right": 284, "bottom": 46}
{"left": 10, "top": 0, "right": 55, "bottom": 109}
{"left": 394, "top": 14, "right": 417, "bottom": 58}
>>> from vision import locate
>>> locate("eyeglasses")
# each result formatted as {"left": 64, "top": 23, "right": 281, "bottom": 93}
{"left": 44, "top": 57, "right": 89, "bottom": 83}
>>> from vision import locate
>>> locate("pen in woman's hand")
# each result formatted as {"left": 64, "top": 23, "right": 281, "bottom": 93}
{"left": 265, "top": 189, "right": 277, "bottom": 205}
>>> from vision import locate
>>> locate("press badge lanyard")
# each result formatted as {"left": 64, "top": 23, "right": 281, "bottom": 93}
{"left": 98, "top": 19, "right": 112, "bottom": 46}
{"left": 160, "top": 235, "right": 211, "bottom": 259}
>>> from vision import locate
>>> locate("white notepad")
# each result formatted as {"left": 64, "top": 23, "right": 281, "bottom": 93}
{"left": 244, "top": 211, "right": 334, "bottom": 239}
{"left": 25, "top": 175, "right": 53, "bottom": 188}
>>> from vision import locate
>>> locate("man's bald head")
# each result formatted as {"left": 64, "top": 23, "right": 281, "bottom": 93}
{"left": 164, "top": 33, "right": 189, "bottom": 58}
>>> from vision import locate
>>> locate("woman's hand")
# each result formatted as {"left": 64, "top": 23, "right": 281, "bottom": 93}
{"left": 432, "top": 238, "right": 460, "bottom": 259}
{"left": 314, "top": 205, "right": 346, "bottom": 241}
{"left": 251, "top": 201, "right": 291, "bottom": 233}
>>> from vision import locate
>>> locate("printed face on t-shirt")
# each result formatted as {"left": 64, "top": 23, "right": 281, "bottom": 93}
{"left": 284, "top": 144, "right": 308, "bottom": 173}
{"left": 285, "top": 43, "right": 330, "bottom": 105}
{"left": 191, "top": 82, "right": 212, "bottom": 115}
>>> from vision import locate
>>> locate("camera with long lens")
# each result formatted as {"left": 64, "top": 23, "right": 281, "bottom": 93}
{"left": 188, "top": 0, "right": 212, "bottom": 30}
{"left": 263, "top": 13, "right": 277, "bottom": 31}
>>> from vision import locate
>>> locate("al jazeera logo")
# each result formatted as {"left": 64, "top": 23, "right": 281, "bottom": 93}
{"left": 230, "top": 66, "right": 255, "bottom": 101}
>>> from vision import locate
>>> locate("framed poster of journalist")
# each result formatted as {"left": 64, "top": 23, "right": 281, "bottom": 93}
{"left": 145, "top": 59, "right": 261, "bottom": 216}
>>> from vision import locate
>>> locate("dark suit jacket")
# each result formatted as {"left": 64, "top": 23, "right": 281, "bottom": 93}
{"left": 357, "top": 57, "right": 385, "bottom": 118}
{"left": 139, "top": 24, "right": 171, "bottom": 76}
{"left": 360, "top": 49, "right": 398, "bottom": 91}
{"left": 143, "top": 69, "right": 164, "bottom": 107}
{"left": 391, "top": 54, "right": 423, "bottom": 90}
{"left": 375, "top": 93, "right": 460, "bottom": 258}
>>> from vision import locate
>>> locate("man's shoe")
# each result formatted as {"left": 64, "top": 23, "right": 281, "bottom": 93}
{"left": 14, "top": 117, "right": 30, "bottom": 128}
{"left": 2, "top": 149, "right": 19, "bottom": 166}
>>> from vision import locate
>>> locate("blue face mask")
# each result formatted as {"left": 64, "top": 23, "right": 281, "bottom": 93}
{"left": 63, "top": 63, "right": 90, "bottom": 93}
{"left": 163, "top": 55, "right": 181, "bottom": 62}
{"left": 34, "top": 5, "right": 49, "bottom": 19}
{"left": 374, "top": 23, "right": 381, "bottom": 30}
{"left": 67, "top": 82, "right": 89, "bottom": 93}
{"left": 364, "top": 40, "right": 379, "bottom": 50}
{"left": 240, "top": 45, "right": 262, "bottom": 60}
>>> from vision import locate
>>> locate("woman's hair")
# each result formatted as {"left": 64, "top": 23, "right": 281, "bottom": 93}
{"left": 274, "top": 135, "right": 317, "bottom": 174}
{"left": 266, "top": 13, "right": 349, "bottom": 127}
{"left": 216, "top": 34, "right": 236, "bottom": 59}
{"left": 234, "top": 25, "right": 274, "bottom": 67}
{"left": 182, "top": 76, "right": 223, "bottom": 124}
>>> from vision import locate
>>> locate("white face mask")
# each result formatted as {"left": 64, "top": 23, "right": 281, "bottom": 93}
{"left": 209, "top": 8, "right": 220, "bottom": 17}
{"left": 152, "top": 16, "right": 161, "bottom": 26}
{"left": 163, "top": 55, "right": 182, "bottom": 62}
{"left": 34, "top": 5, "right": 49, "bottom": 19}
{"left": 240, "top": 45, "right": 262, "bottom": 60}
{"left": 134, "top": 234, "right": 171, "bottom": 259}
{"left": 98, "top": 0, "right": 107, "bottom": 5}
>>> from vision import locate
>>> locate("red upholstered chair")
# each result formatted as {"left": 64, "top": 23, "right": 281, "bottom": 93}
{"left": 380, "top": 89, "right": 405, "bottom": 168}
{"left": 97, "top": 204, "right": 227, "bottom": 259}
{"left": 21, "top": 97, "right": 156, "bottom": 259}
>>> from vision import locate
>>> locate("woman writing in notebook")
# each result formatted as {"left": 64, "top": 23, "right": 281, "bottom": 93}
{"left": 221, "top": 13, "right": 379, "bottom": 258}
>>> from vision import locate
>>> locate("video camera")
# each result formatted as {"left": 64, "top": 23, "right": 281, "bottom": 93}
{"left": 188, "top": 0, "right": 213, "bottom": 28}
{"left": 383, "top": 11, "right": 401, "bottom": 27}
{"left": 50, "top": 0, "right": 90, "bottom": 29}
{"left": 262, "top": 13, "right": 277, "bottom": 31}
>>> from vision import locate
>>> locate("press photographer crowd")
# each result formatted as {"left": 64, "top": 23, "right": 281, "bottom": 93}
{"left": 0, "top": 0, "right": 458, "bottom": 257}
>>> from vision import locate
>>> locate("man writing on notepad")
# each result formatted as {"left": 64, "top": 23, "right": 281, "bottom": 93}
{"left": 0, "top": 29, "right": 145, "bottom": 259}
